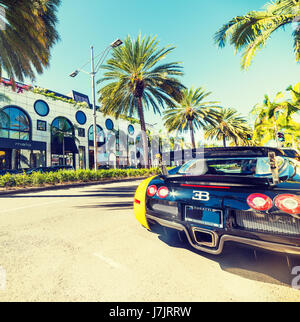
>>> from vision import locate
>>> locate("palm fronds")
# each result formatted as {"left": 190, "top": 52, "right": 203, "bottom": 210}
{"left": 215, "top": 0, "right": 300, "bottom": 69}
{"left": 163, "top": 87, "right": 221, "bottom": 148}
{"left": 0, "top": 0, "right": 61, "bottom": 81}
{"left": 204, "top": 108, "right": 252, "bottom": 147}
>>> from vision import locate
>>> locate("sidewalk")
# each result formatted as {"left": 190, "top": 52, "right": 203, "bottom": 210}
{"left": 0, "top": 176, "right": 146, "bottom": 196}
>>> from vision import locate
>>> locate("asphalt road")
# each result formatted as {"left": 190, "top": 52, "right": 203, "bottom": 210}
{"left": 0, "top": 179, "right": 299, "bottom": 302}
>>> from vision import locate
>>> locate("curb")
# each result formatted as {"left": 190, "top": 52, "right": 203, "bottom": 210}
{"left": 0, "top": 176, "right": 148, "bottom": 196}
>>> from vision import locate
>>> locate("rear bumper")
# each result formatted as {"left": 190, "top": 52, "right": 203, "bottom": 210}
{"left": 146, "top": 213, "right": 300, "bottom": 256}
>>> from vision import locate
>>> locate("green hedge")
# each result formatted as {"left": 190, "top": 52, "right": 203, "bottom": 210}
{"left": 0, "top": 168, "right": 161, "bottom": 188}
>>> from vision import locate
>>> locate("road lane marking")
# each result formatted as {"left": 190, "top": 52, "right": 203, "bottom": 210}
{"left": 0, "top": 200, "right": 65, "bottom": 214}
{"left": 93, "top": 252, "right": 123, "bottom": 269}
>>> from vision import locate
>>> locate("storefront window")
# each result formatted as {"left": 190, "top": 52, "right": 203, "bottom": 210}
{"left": 51, "top": 117, "right": 77, "bottom": 167}
{"left": 0, "top": 106, "right": 31, "bottom": 140}
{"left": 51, "top": 153, "right": 73, "bottom": 166}
{"left": 30, "top": 150, "right": 46, "bottom": 168}
{"left": 88, "top": 125, "right": 106, "bottom": 169}
{"left": 79, "top": 146, "right": 86, "bottom": 169}
{"left": 0, "top": 149, "right": 46, "bottom": 170}
{"left": 88, "top": 125, "right": 105, "bottom": 145}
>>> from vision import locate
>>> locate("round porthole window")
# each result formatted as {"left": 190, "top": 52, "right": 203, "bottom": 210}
{"left": 75, "top": 111, "right": 87, "bottom": 125}
{"left": 105, "top": 118, "right": 114, "bottom": 131}
{"left": 34, "top": 100, "right": 49, "bottom": 117}
{"left": 128, "top": 124, "right": 135, "bottom": 135}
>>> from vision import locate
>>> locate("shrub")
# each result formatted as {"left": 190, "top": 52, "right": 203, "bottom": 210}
{"left": 0, "top": 173, "right": 16, "bottom": 187}
{"left": 14, "top": 172, "right": 32, "bottom": 187}
{"left": 31, "top": 171, "right": 46, "bottom": 186}
{"left": 0, "top": 168, "right": 161, "bottom": 189}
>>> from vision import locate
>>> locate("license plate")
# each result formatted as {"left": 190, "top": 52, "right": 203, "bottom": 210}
{"left": 185, "top": 206, "right": 223, "bottom": 228}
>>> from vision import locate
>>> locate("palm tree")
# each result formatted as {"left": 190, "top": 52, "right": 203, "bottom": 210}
{"left": 98, "top": 34, "right": 185, "bottom": 168}
{"left": 204, "top": 108, "right": 252, "bottom": 147}
{"left": 0, "top": 0, "right": 61, "bottom": 81}
{"left": 286, "top": 81, "right": 300, "bottom": 107}
{"left": 163, "top": 87, "right": 221, "bottom": 149}
{"left": 252, "top": 88, "right": 300, "bottom": 146}
{"left": 214, "top": 0, "right": 300, "bottom": 69}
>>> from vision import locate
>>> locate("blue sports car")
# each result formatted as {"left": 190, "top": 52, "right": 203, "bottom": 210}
{"left": 134, "top": 147, "right": 300, "bottom": 256}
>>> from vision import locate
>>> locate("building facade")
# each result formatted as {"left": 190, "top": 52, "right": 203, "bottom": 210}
{"left": 0, "top": 79, "right": 142, "bottom": 171}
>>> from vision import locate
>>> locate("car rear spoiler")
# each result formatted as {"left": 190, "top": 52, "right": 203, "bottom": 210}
{"left": 163, "top": 174, "right": 272, "bottom": 187}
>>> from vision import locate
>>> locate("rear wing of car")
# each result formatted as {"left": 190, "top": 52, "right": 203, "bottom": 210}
{"left": 163, "top": 174, "right": 272, "bottom": 187}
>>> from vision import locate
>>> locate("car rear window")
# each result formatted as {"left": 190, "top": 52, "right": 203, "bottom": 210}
{"left": 178, "top": 157, "right": 286, "bottom": 176}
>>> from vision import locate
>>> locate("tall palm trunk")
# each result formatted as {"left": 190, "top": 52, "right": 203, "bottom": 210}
{"left": 137, "top": 97, "right": 149, "bottom": 168}
{"left": 188, "top": 119, "right": 196, "bottom": 149}
{"left": 223, "top": 134, "right": 226, "bottom": 147}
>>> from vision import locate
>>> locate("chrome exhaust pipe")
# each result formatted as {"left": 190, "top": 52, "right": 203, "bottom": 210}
{"left": 191, "top": 227, "right": 218, "bottom": 248}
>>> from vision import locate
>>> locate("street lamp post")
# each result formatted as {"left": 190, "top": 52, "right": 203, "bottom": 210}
{"left": 91, "top": 46, "right": 97, "bottom": 171}
{"left": 70, "top": 39, "right": 123, "bottom": 171}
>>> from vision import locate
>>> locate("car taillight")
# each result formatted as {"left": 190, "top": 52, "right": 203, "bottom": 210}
{"left": 274, "top": 194, "right": 300, "bottom": 215}
{"left": 134, "top": 198, "right": 141, "bottom": 205}
{"left": 157, "top": 186, "right": 169, "bottom": 199}
{"left": 247, "top": 193, "right": 273, "bottom": 211}
{"left": 147, "top": 185, "right": 157, "bottom": 197}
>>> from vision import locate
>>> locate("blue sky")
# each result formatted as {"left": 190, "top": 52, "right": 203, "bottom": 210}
{"left": 20, "top": 0, "right": 300, "bottom": 128}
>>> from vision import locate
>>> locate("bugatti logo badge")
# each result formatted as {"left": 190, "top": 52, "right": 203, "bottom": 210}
{"left": 192, "top": 191, "right": 210, "bottom": 201}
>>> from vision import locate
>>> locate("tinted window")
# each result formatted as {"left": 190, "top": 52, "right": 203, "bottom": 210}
{"left": 75, "top": 111, "right": 87, "bottom": 125}
{"left": 0, "top": 106, "right": 31, "bottom": 140}
{"left": 178, "top": 157, "right": 286, "bottom": 176}
{"left": 128, "top": 124, "right": 135, "bottom": 135}
{"left": 88, "top": 125, "right": 105, "bottom": 143}
{"left": 34, "top": 100, "right": 49, "bottom": 117}
{"left": 51, "top": 117, "right": 74, "bottom": 135}
{"left": 105, "top": 118, "right": 114, "bottom": 131}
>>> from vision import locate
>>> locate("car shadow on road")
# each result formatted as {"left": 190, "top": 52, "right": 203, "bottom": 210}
{"left": 75, "top": 202, "right": 133, "bottom": 211}
{"left": 151, "top": 225, "right": 300, "bottom": 288}
{"left": 0, "top": 186, "right": 138, "bottom": 199}
{"left": 84, "top": 187, "right": 137, "bottom": 193}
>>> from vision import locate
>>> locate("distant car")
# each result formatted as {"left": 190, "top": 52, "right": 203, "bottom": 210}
{"left": 282, "top": 148, "right": 300, "bottom": 161}
{"left": 134, "top": 147, "right": 300, "bottom": 256}
{"left": 0, "top": 169, "right": 24, "bottom": 176}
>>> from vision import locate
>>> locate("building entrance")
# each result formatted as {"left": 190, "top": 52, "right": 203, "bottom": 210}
{"left": 0, "top": 149, "right": 11, "bottom": 170}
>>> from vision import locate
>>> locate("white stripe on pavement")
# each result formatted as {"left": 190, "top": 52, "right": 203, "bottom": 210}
{"left": 93, "top": 252, "right": 123, "bottom": 269}
{"left": 0, "top": 200, "right": 65, "bottom": 214}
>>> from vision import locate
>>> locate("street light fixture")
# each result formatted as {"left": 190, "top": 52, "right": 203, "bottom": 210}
{"left": 111, "top": 39, "right": 123, "bottom": 48}
{"left": 69, "top": 39, "right": 123, "bottom": 171}
{"left": 69, "top": 70, "right": 79, "bottom": 78}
